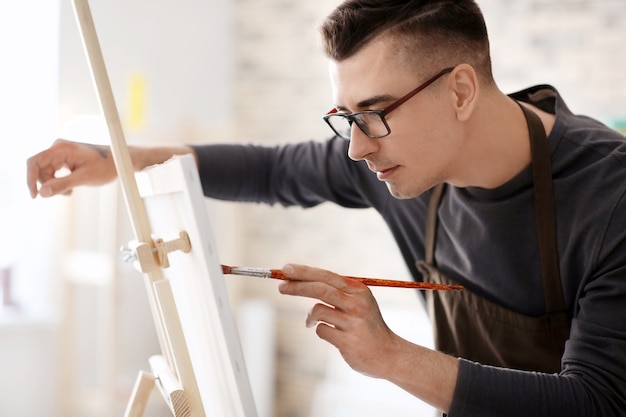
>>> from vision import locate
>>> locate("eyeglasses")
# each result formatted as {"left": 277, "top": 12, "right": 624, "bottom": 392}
{"left": 323, "top": 67, "right": 454, "bottom": 140}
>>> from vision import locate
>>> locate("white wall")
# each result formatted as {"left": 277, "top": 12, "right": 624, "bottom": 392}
{"left": 58, "top": 0, "right": 235, "bottom": 142}
{"left": 0, "top": 1, "right": 62, "bottom": 416}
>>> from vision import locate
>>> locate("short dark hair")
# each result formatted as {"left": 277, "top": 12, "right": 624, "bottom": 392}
{"left": 319, "top": 0, "right": 493, "bottom": 83}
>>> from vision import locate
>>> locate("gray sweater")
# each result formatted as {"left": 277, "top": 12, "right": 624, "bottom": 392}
{"left": 192, "top": 85, "right": 626, "bottom": 416}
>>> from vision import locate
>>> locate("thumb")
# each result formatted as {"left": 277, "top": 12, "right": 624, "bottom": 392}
{"left": 39, "top": 176, "right": 76, "bottom": 198}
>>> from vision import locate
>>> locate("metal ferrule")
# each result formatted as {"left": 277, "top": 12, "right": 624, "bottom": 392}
{"left": 229, "top": 267, "right": 272, "bottom": 279}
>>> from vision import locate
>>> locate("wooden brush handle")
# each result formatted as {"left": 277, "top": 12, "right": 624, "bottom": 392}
{"left": 222, "top": 265, "right": 464, "bottom": 291}
{"left": 267, "top": 269, "right": 464, "bottom": 291}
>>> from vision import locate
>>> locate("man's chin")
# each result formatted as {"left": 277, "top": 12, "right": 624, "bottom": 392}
{"left": 385, "top": 180, "right": 433, "bottom": 199}
{"left": 385, "top": 183, "right": 415, "bottom": 200}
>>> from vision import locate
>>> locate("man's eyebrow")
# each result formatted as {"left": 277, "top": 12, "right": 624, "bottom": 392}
{"left": 336, "top": 94, "right": 396, "bottom": 112}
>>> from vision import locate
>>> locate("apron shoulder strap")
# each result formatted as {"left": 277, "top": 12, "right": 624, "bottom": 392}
{"left": 424, "top": 183, "right": 446, "bottom": 265}
{"left": 519, "top": 103, "right": 566, "bottom": 315}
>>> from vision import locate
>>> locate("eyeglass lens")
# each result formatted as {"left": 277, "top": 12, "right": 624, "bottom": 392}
{"left": 326, "top": 112, "right": 389, "bottom": 140}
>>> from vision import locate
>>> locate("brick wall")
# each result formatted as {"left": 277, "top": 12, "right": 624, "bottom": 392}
{"left": 482, "top": 0, "right": 626, "bottom": 122}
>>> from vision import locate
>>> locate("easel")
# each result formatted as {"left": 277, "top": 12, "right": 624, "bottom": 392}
{"left": 70, "top": 1, "right": 257, "bottom": 416}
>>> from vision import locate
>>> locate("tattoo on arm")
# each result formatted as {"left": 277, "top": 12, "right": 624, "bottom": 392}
{"left": 84, "top": 143, "right": 109, "bottom": 159}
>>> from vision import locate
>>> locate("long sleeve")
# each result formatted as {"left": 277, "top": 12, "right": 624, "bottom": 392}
{"left": 450, "top": 351, "right": 625, "bottom": 416}
{"left": 190, "top": 137, "right": 384, "bottom": 209}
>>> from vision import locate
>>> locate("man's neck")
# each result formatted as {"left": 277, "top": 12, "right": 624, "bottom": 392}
{"left": 449, "top": 92, "right": 555, "bottom": 190}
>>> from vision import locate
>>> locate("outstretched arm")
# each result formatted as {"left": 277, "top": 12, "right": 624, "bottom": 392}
{"left": 26, "top": 138, "right": 196, "bottom": 198}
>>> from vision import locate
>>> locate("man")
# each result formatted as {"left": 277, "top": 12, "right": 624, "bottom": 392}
{"left": 27, "top": 0, "right": 625, "bottom": 415}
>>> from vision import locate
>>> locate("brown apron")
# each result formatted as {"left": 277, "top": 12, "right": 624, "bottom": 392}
{"left": 416, "top": 104, "right": 570, "bottom": 375}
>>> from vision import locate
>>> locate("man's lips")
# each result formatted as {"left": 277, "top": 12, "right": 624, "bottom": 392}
{"left": 374, "top": 166, "right": 399, "bottom": 180}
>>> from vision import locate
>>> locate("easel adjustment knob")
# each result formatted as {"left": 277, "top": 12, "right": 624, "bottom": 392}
{"left": 154, "top": 231, "right": 192, "bottom": 268}
{"left": 121, "top": 231, "right": 192, "bottom": 272}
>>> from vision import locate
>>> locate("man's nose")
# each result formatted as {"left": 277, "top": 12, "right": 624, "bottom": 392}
{"left": 347, "top": 125, "right": 378, "bottom": 161}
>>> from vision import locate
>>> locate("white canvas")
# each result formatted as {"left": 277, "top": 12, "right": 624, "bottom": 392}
{"left": 136, "top": 154, "right": 258, "bottom": 417}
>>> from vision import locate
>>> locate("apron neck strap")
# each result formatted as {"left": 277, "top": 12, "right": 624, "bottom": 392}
{"left": 424, "top": 102, "right": 565, "bottom": 315}
{"left": 424, "top": 183, "right": 445, "bottom": 265}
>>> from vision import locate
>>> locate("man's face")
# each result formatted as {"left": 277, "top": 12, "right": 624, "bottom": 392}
{"left": 328, "top": 38, "right": 464, "bottom": 199}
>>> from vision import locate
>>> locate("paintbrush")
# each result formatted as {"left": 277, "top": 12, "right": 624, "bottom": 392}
{"left": 221, "top": 264, "right": 464, "bottom": 291}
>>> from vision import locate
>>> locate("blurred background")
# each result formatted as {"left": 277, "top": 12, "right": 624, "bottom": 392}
{"left": 1, "top": 1, "right": 625, "bottom": 416}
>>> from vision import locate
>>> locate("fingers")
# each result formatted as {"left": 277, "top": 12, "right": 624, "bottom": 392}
{"left": 38, "top": 176, "right": 76, "bottom": 198}
{"left": 281, "top": 263, "right": 363, "bottom": 291}
{"left": 26, "top": 153, "right": 46, "bottom": 198}
{"left": 279, "top": 264, "right": 363, "bottom": 310}
{"left": 278, "top": 265, "right": 379, "bottom": 327}
{"left": 279, "top": 263, "right": 394, "bottom": 376}
{"left": 27, "top": 156, "right": 74, "bottom": 198}
{"left": 306, "top": 303, "right": 340, "bottom": 329}
{"left": 26, "top": 139, "right": 113, "bottom": 198}
{"left": 26, "top": 140, "right": 68, "bottom": 198}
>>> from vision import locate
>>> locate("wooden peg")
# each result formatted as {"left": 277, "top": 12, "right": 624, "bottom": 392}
{"left": 154, "top": 231, "right": 192, "bottom": 269}
{"left": 123, "top": 231, "right": 192, "bottom": 272}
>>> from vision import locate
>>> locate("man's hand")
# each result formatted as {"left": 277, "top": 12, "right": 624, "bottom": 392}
{"left": 277, "top": 263, "right": 398, "bottom": 378}
{"left": 277, "top": 263, "right": 459, "bottom": 413}
{"left": 26, "top": 139, "right": 117, "bottom": 198}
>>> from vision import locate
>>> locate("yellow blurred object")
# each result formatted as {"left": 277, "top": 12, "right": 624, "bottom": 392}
{"left": 127, "top": 72, "right": 147, "bottom": 130}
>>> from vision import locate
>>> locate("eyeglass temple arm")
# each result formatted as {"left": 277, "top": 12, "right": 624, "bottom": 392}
{"left": 383, "top": 67, "right": 455, "bottom": 115}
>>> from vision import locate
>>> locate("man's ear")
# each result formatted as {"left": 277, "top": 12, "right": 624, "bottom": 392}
{"left": 448, "top": 64, "right": 478, "bottom": 122}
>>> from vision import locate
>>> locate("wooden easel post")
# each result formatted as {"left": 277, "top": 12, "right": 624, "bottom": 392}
{"left": 71, "top": 0, "right": 200, "bottom": 415}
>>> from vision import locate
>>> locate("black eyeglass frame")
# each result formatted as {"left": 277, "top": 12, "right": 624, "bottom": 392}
{"left": 323, "top": 67, "right": 455, "bottom": 140}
